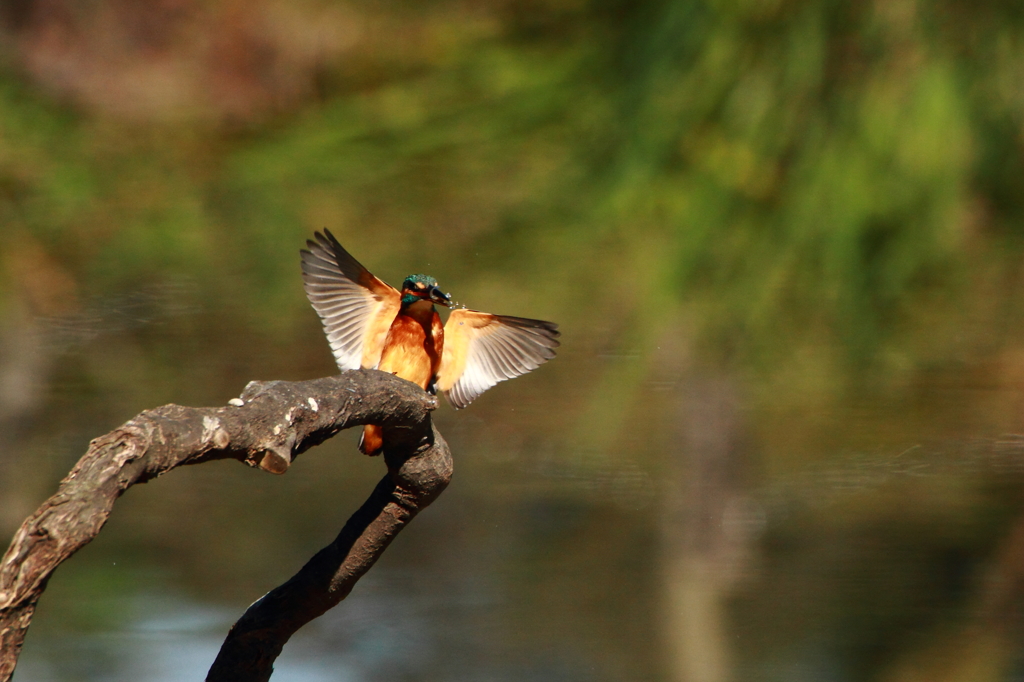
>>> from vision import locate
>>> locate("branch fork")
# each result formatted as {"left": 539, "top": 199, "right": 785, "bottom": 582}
{"left": 0, "top": 369, "right": 452, "bottom": 682}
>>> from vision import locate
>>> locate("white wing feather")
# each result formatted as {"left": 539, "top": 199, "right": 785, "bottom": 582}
{"left": 300, "top": 230, "right": 401, "bottom": 370}
{"left": 439, "top": 310, "right": 560, "bottom": 409}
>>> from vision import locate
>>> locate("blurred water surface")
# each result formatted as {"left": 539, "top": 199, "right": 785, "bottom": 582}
{"left": 4, "top": 0, "right": 1024, "bottom": 680}
{"left": 7, "top": 280, "right": 1024, "bottom": 682}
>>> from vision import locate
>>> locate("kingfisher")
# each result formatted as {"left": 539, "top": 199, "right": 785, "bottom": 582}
{"left": 300, "top": 229, "right": 560, "bottom": 455}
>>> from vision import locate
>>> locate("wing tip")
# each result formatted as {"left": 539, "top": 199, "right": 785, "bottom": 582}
{"left": 302, "top": 228, "right": 347, "bottom": 261}
{"left": 498, "top": 315, "right": 561, "bottom": 335}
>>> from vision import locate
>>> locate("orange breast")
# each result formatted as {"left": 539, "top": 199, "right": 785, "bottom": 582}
{"left": 377, "top": 305, "right": 443, "bottom": 390}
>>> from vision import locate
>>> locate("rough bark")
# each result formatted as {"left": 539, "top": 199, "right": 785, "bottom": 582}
{"left": 0, "top": 369, "right": 451, "bottom": 682}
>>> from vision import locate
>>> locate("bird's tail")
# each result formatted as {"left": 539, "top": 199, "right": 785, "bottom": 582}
{"left": 359, "top": 424, "right": 383, "bottom": 456}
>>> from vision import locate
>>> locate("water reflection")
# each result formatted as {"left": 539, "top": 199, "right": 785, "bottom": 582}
{"left": 730, "top": 438, "right": 1024, "bottom": 682}
{"left": 34, "top": 279, "right": 202, "bottom": 353}
{"left": 6, "top": 307, "right": 1024, "bottom": 681}
{"left": 17, "top": 592, "right": 231, "bottom": 682}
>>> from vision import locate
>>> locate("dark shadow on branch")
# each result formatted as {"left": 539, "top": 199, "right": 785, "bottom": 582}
{"left": 0, "top": 369, "right": 452, "bottom": 682}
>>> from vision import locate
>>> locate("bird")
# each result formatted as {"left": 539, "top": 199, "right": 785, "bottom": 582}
{"left": 300, "top": 229, "right": 560, "bottom": 455}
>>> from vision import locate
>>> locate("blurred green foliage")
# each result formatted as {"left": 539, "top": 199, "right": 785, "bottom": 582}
{"left": 3, "top": 0, "right": 1024, "bottom": 375}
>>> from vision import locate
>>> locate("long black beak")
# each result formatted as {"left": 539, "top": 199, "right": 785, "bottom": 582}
{"left": 428, "top": 286, "right": 452, "bottom": 307}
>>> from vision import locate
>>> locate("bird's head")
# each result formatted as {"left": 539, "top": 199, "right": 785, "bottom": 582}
{"left": 401, "top": 274, "right": 452, "bottom": 308}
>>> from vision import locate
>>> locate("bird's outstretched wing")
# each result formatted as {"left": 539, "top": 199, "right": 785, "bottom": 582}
{"left": 437, "top": 309, "right": 560, "bottom": 409}
{"left": 300, "top": 230, "right": 401, "bottom": 370}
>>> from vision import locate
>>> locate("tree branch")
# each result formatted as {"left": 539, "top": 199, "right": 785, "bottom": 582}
{"left": 0, "top": 369, "right": 452, "bottom": 682}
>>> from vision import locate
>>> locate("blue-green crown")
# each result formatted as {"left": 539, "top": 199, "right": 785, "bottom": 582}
{"left": 401, "top": 274, "right": 438, "bottom": 306}
{"left": 402, "top": 274, "right": 437, "bottom": 290}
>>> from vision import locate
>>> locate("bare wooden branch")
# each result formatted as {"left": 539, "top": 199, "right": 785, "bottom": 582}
{"left": 207, "top": 419, "right": 451, "bottom": 681}
{"left": 0, "top": 369, "right": 451, "bottom": 682}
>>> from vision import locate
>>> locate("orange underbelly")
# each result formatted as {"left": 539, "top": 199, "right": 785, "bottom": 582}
{"left": 377, "top": 313, "right": 441, "bottom": 390}
{"left": 362, "top": 308, "right": 442, "bottom": 456}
